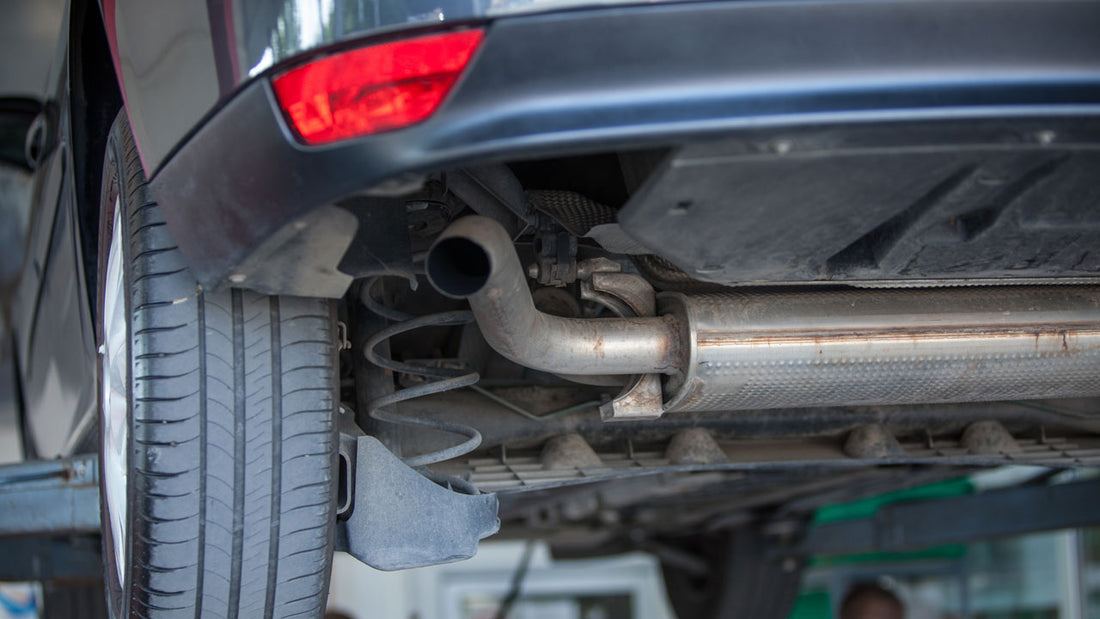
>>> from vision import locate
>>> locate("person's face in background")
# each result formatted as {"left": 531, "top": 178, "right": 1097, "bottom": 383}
{"left": 840, "top": 584, "right": 905, "bottom": 619}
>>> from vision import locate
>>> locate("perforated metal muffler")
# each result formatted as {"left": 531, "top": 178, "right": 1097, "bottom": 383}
{"left": 658, "top": 288, "right": 1100, "bottom": 412}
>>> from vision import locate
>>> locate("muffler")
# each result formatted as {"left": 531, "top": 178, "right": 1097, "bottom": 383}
{"left": 427, "top": 216, "right": 1100, "bottom": 416}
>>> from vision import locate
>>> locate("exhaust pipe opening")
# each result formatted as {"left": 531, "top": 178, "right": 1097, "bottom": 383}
{"left": 427, "top": 236, "right": 492, "bottom": 298}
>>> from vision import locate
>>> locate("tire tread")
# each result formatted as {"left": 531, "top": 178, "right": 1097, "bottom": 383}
{"left": 111, "top": 114, "right": 335, "bottom": 619}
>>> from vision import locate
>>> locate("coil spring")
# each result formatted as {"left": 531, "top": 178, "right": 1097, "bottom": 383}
{"left": 361, "top": 278, "right": 484, "bottom": 467}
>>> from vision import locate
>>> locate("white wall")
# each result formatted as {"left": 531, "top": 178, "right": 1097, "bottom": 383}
{"left": 327, "top": 541, "right": 676, "bottom": 619}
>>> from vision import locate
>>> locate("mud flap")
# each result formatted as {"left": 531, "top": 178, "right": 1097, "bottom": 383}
{"left": 343, "top": 435, "right": 499, "bottom": 571}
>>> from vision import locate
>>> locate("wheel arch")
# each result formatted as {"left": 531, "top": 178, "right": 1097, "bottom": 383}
{"left": 68, "top": 0, "right": 123, "bottom": 317}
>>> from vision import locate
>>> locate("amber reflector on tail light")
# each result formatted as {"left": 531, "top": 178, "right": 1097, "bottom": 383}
{"left": 271, "top": 29, "right": 484, "bottom": 145}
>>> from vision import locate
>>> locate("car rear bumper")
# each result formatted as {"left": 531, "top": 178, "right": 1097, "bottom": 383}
{"left": 149, "top": 0, "right": 1100, "bottom": 297}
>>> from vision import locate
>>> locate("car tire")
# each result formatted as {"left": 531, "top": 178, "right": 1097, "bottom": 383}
{"left": 96, "top": 112, "right": 339, "bottom": 618}
{"left": 659, "top": 527, "right": 802, "bottom": 619}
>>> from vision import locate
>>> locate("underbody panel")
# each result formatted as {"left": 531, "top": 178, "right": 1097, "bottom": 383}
{"left": 621, "top": 122, "right": 1100, "bottom": 285}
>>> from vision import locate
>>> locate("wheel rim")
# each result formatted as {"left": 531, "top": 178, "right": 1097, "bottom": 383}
{"left": 102, "top": 197, "right": 129, "bottom": 587}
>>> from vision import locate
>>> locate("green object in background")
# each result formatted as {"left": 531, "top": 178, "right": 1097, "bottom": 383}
{"left": 812, "top": 477, "right": 975, "bottom": 525}
{"left": 788, "top": 589, "right": 833, "bottom": 619}
{"left": 808, "top": 477, "right": 974, "bottom": 566}
{"left": 790, "top": 476, "right": 979, "bottom": 617}
{"left": 809, "top": 543, "right": 967, "bottom": 568}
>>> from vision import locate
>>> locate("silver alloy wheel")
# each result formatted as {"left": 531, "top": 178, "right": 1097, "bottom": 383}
{"left": 102, "top": 197, "right": 129, "bottom": 586}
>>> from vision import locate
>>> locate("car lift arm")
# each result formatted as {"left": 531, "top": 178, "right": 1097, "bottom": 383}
{"left": 0, "top": 454, "right": 101, "bottom": 581}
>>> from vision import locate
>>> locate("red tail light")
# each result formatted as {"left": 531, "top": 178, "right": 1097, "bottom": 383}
{"left": 272, "top": 29, "right": 484, "bottom": 145}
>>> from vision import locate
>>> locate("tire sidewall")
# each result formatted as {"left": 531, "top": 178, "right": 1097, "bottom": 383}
{"left": 95, "top": 112, "right": 133, "bottom": 619}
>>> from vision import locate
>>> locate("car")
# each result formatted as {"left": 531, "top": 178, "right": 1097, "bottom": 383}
{"left": 4, "top": 0, "right": 1100, "bottom": 617}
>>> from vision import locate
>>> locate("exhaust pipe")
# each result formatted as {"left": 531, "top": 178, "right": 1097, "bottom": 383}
{"left": 428, "top": 216, "right": 1100, "bottom": 413}
{"left": 427, "top": 216, "right": 679, "bottom": 375}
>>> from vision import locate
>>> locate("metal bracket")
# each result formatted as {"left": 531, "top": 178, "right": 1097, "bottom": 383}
{"left": 599, "top": 373, "right": 664, "bottom": 421}
{"left": 527, "top": 214, "right": 580, "bottom": 286}
{"left": 341, "top": 434, "right": 500, "bottom": 571}
{"left": 576, "top": 266, "right": 666, "bottom": 420}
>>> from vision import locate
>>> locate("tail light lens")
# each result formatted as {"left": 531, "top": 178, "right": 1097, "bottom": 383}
{"left": 272, "top": 29, "right": 484, "bottom": 145}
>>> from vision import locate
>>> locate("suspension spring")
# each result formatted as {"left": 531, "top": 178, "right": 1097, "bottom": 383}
{"left": 361, "top": 278, "right": 484, "bottom": 467}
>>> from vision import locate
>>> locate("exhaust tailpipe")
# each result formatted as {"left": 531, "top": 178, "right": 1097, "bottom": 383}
{"left": 427, "top": 216, "right": 1100, "bottom": 413}
{"left": 426, "top": 216, "right": 679, "bottom": 376}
